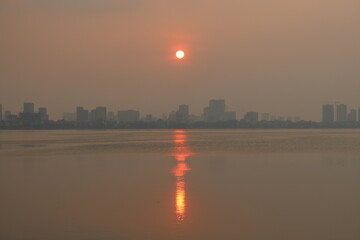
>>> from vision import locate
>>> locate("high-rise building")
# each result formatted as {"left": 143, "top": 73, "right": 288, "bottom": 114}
{"left": 358, "top": 108, "right": 360, "bottom": 122}
{"left": 95, "top": 107, "right": 107, "bottom": 122}
{"left": 176, "top": 105, "right": 189, "bottom": 122}
{"left": 336, "top": 104, "right": 347, "bottom": 122}
{"left": 243, "top": 112, "right": 258, "bottom": 123}
{"left": 24, "top": 102, "right": 35, "bottom": 113}
{"left": 89, "top": 109, "right": 96, "bottom": 122}
{"left": 118, "top": 110, "right": 140, "bottom": 122}
{"left": 203, "top": 99, "right": 235, "bottom": 122}
{"left": 76, "top": 107, "right": 89, "bottom": 123}
{"left": 348, "top": 109, "right": 357, "bottom": 122}
{"left": 209, "top": 99, "right": 225, "bottom": 113}
{"left": 322, "top": 104, "right": 334, "bottom": 123}
{"left": 0, "top": 104, "right": 2, "bottom": 121}
{"left": 204, "top": 99, "right": 225, "bottom": 122}
{"left": 38, "top": 107, "right": 49, "bottom": 122}
{"left": 261, "top": 113, "right": 270, "bottom": 121}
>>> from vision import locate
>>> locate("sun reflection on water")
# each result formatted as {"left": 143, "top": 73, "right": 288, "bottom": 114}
{"left": 172, "top": 130, "right": 192, "bottom": 223}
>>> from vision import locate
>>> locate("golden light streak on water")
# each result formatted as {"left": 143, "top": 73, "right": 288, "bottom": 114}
{"left": 172, "top": 130, "right": 192, "bottom": 224}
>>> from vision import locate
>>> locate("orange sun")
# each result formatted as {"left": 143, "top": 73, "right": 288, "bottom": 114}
{"left": 176, "top": 50, "right": 185, "bottom": 59}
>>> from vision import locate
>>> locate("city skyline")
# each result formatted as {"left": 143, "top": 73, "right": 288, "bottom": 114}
{"left": 2, "top": 100, "right": 360, "bottom": 124}
{"left": 1, "top": 0, "right": 360, "bottom": 122}
{"left": 0, "top": 99, "right": 306, "bottom": 122}
{"left": 1, "top": 98, "right": 360, "bottom": 122}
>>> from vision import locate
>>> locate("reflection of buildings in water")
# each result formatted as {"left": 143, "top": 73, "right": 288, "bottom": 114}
{"left": 172, "top": 130, "right": 192, "bottom": 223}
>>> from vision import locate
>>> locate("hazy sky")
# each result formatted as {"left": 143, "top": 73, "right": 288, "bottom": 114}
{"left": 1, "top": 0, "right": 360, "bottom": 120}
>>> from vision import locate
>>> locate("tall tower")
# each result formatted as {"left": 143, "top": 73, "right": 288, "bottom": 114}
{"left": 322, "top": 104, "right": 334, "bottom": 123}
{"left": 336, "top": 104, "right": 347, "bottom": 122}
{"left": 23, "top": 102, "right": 35, "bottom": 113}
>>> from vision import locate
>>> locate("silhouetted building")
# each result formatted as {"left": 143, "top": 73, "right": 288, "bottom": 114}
{"left": 6, "top": 114, "right": 18, "bottom": 122}
{"left": 204, "top": 99, "right": 225, "bottom": 122}
{"left": 243, "top": 112, "right": 258, "bottom": 123}
{"left": 203, "top": 99, "right": 235, "bottom": 122}
{"left": 20, "top": 112, "right": 40, "bottom": 127}
{"left": 89, "top": 109, "right": 96, "bottom": 122}
{"left": 95, "top": 107, "right": 107, "bottom": 122}
{"left": 176, "top": 105, "right": 189, "bottom": 122}
{"left": 336, "top": 104, "right": 347, "bottom": 122}
{"left": 23, "top": 102, "right": 35, "bottom": 113}
{"left": 118, "top": 110, "right": 140, "bottom": 122}
{"left": 38, "top": 107, "right": 49, "bottom": 122}
{"left": 348, "top": 109, "right": 357, "bottom": 122}
{"left": 76, "top": 107, "right": 89, "bottom": 123}
{"left": 62, "top": 112, "right": 76, "bottom": 121}
{"left": 0, "top": 104, "right": 2, "bottom": 121}
{"left": 322, "top": 104, "right": 334, "bottom": 123}
{"left": 210, "top": 99, "right": 225, "bottom": 112}
{"left": 261, "top": 113, "right": 269, "bottom": 121}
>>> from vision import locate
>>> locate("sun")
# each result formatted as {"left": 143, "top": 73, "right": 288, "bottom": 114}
{"left": 176, "top": 50, "right": 185, "bottom": 59}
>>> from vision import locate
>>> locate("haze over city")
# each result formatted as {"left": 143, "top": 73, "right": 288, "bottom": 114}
{"left": 1, "top": 0, "right": 360, "bottom": 120}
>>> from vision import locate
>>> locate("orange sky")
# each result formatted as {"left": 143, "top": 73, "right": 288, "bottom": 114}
{"left": 1, "top": 0, "right": 360, "bottom": 120}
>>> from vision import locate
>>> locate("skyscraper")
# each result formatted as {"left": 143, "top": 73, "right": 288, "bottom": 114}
{"left": 243, "top": 112, "right": 259, "bottom": 123}
{"left": 76, "top": 107, "right": 89, "bottom": 123}
{"left": 204, "top": 99, "right": 225, "bottom": 122}
{"left": 95, "top": 107, "right": 107, "bottom": 122}
{"left": 89, "top": 109, "right": 96, "bottom": 122}
{"left": 203, "top": 99, "right": 235, "bottom": 122}
{"left": 23, "top": 102, "right": 34, "bottom": 113}
{"left": 322, "top": 104, "right": 334, "bottom": 123}
{"left": 348, "top": 109, "right": 357, "bottom": 122}
{"left": 336, "top": 104, "right": 347, "bottom": 122}
{"left": 176, "top": 105, "right": 189, "bottom": 122}
{"left": 209, "top": 99, "right": 225, "bottom": 113}
{"left": 38, "top": 107, "right": 49, "bottom": 122}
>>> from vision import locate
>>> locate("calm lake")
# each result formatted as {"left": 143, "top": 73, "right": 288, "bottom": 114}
{"left": 0, "top": 129, "right": 359, "bottom": 240}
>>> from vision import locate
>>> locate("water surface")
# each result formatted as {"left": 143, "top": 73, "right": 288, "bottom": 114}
{"left": 0, "top": 129, "right": 359, "bottom": 240}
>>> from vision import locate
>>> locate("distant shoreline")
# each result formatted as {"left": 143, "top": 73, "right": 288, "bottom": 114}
{"left": 1, "top": 120, "right": 360, "bottom": 130}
